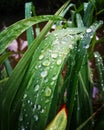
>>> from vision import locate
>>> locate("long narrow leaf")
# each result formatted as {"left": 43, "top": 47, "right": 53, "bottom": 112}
{"left": 1, "top": 1, "right": 70, "bottom": 130}
{"left": 0, "top": 15, "right": 63, "bottom": 53}
{"left": 19, "top": 27, "right": 85, "bottom": 130}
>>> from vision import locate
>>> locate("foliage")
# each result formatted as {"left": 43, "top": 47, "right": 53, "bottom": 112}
{"left": 0, "top": 0, "right": 104, "bottom": 130}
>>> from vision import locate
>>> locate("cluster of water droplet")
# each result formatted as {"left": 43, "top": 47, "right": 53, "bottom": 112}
{"left": 19, "top": 28, "right": 85, "bottom": 129}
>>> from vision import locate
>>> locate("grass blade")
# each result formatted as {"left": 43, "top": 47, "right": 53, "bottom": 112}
{"left": 0, "top": 15, "right": 63, "bottom": 53}
{"left": 25, "top": 2, "right": 34, "bottom": 45}
{"left": 66, "top": 21, "right": 103, "bottom": 129}
{"left": 19, "top": 27, "right": 84, "bottom": 130}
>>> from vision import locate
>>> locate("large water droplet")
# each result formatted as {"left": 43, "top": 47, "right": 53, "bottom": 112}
{"left": 51, "top": 53, "right": 58, "bottom": 58}
{"left": 39, "top": 55, "right": 44, "bottom": 60}
{"left": 56, "top": 59, "right": 62, "bottom": 65}
{"left": 34, "top": 85, "right": 40, "bottom": 92}
{"left": 86, "top": 28, "right": 92, "bottom": 33}
{"left": 42, "top": 60, "right": 50, "bottom": 66}
{"left": 84, "top": 44, "right": 89, "bottom": 49}
{"left": 41, "top": 70, "right": 48, "bottom": 78}
{"left": 45, "top": 87, "right": 51, "bottom": 97}
{"left": 52, "top": 75, "right": 57, "bottom": 81}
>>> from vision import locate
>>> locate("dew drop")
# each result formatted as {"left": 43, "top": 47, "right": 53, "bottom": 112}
{"left": 90, "top": 35, "right": 93, "bottom": 39}
{"left": 50, "top": 81, "right": 54, "bottom": 85}
{"left": 45, "top": 87, "right": 52, "bottom": 97}
{"left": 45, "top": 99, "right": 49, "bottom": 103}
{"left": 45, "top": 78, "right": 48, "bottom": 83}
{"left": 51, "top": 53, "right": 58, "bottom": 58}
{"left": 30, "top": 102, "right": 33, "bottom": 105}
{"left": 23, "top": 94, "right": 27, "bottom": 99}
{"left": 86, "top": 28, "right": 92, "bottom": 33}
{"left": 84, "top": 44, "right": 89, "bottom": 49}
{"left": 40, "top": 109, "right": 45, "bottom": 113}
{"left": 61, "top": 41, "right": 66, "bottom": 44}
{"left": 25, "top": 114, "right": 28, "bottom": 117}
{"left": 34, "top": 85, "right": 40, "bottom": 92}
{"left": 56, "top": 59, "right": 62, "bottom": 65}
{"left": 19, "top": 115, "right": 23, "bottom": 121}
{"left": 38, "top": 64, "right": 42, "bottom": 68}
{"left": 69, "top": 44, "right": 73, "bottom": 49}
{"left": 39, "top": 55, "right": 44, "bottom": 60}
{"left": 41, "top": 70, "right": 48, "bottom": 78}
{"left": 77, "top": 107, "right": 80, "bottom": 111}
{"left": 27, "top": 122, "right": 29, "bottom": 125}
{"left": 22, "top": 127, "right": 25, "bottom": 130}
{"left": 34, "top": 115, "right": 39, "bottom": 121}
{"left": 42, "top": 60, "right": 50, "bottom": 66}
{"left": 37, "top": 105, "right": 41, "bottom": 110}
{"left": 52, "top": 75, "right": 57, "bottom": 81}
{"left": 27, "top": 100, "right": 30, "bottom": 104}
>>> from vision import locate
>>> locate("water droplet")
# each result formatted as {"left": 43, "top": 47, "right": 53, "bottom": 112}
{"left": 69, "top": 44, "right": 73, "bottom": 49}
{"left": 90, "top": 35, "right": 93, "bottom": 39}
{"left": 23, "top": 94, "right": 27, "bottom": 99}
{"left": 45, "top": 99, "right": 49, "bottom": 103}
{"left": 86, "top": 28, "right": 92, "bottom": 33}
{"left": 27, "top": 100, "right": 30, "bottom": 104}
{"left": 41, "top": 70, "right": 48, "bottom": 78}
{"left": 39, "top": 55, "right": 44, "bottom": 60}
{"left": 52, "top": 75, "right": 57, "bottom": 81}
{"left": 34, "top": 115, "right": 39, "bottom": 121}
{"left": 34, "top": 85, "right": 40, "bottom": 92}
{"left": 27, "top": 122, "right": 29, "bottom": 125}
{"left": 77, "top": 107, "right": 80, "bottom": 111}
{"left": 22, "top": 127, "right": 25, "bottom": 130}
{"left": 61, "top": 41, "right": 66, "bottom": 44}
{"left": 45, "top": 78, "right": 48, "bottom": 83}
{"left": 30, "top": 102, "right": 33, "bottom": 105}
{"left": 45, "top": 87, "right": 52, "bottom": 97}
{"left": 42, "top": 60, "right": 50, "bottom": 66}
{"left": 24, "top": 109, "right": 26, "bottom": 112}
{"left": 37, "top": 105, "right": 41, "bottom": 110}
{"left": 51, "top": 53, "right": 58, "bottom": 58}
{"left": 84, "top": 44, "right": 89, "bottom": 49}
{"left": 56, "top": 59, "right": 62, "bottom": 65}
{"left": 94, "top": 53, "right": 98, "bottom": 58}
{"left": 40, "top": 109, "right": 45, "bottom": 113}
{"left": 25, "top": 114, "right": 28, "bottom": 117}
{"left": 50, "top": 81, "right": 54, "bottom": 85}
{"left": 38, "top": 64, "right": 42, "bottom": 68}
{"left": 19, "top": 115, "right": 23, "bottom": 121}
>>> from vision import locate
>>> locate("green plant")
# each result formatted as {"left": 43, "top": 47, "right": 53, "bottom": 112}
{"left": 0, "top": 0, "right": 104, "bottom": 130}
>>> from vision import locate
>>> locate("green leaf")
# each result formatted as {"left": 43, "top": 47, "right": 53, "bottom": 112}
{"left": 1, "top": 1, "right": 70, "bottom": 130}
{"left": 0, "top": 52, "right": 12, "bottom": 65}
{"left": 83, "top": 1, "right": 95, "bottom": 27}
{"left": 94, "top": 52, "right": 104, "bottom": 102}
{"left": 19, "top": 27, "right": 85, "bottom": 130}
{"left": 25, "top": 2, "right": 34, "bottom": 45}
{"left": 0, "top": 15, "right": 63, "bottom": 53}
{"left": 66, "top": 21, "right": 103, "bottom": 128}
